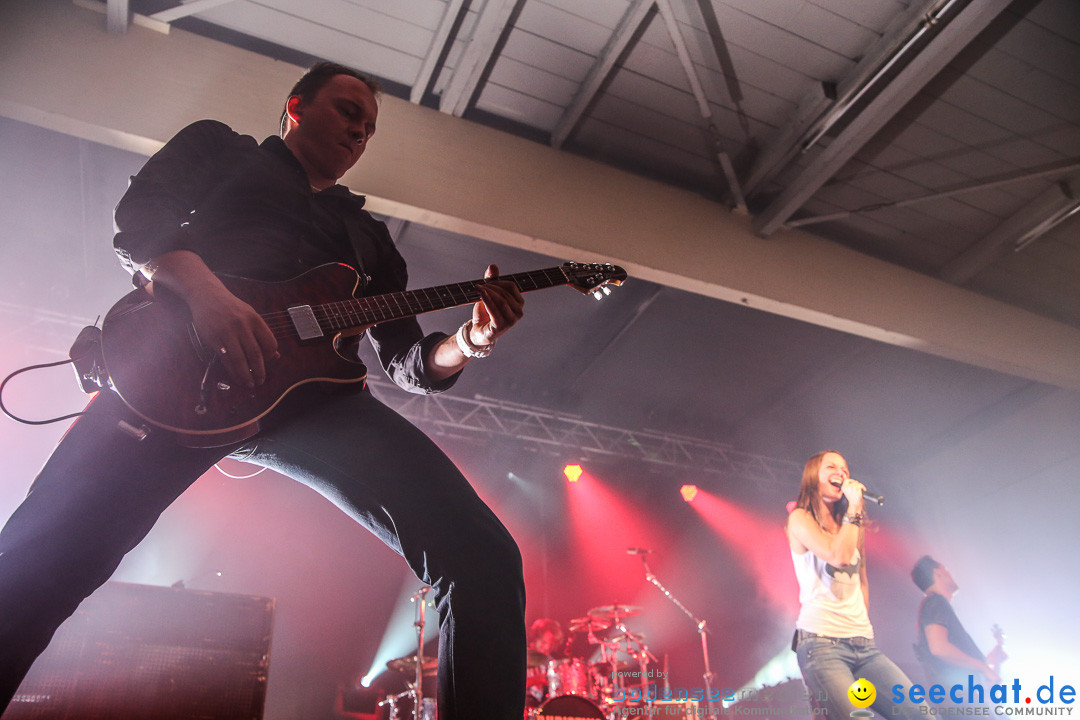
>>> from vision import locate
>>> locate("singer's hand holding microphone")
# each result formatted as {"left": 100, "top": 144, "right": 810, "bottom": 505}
{"left": 839, "top": 477, "right": 884, "bottom": 507}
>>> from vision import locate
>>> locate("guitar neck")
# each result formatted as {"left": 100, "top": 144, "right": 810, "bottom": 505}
{"left": 317, "top": 266, "right": 571, "bottom": 332}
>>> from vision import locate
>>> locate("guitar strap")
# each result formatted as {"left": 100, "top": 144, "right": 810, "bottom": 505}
{"left": 330, "top": 190, "right": 373, "bottom": 292}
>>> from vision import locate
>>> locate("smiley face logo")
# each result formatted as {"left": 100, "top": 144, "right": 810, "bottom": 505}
{"left": 848, "top": 678, "right": 876, "bottom": 709}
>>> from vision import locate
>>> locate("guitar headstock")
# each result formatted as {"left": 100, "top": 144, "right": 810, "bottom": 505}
{"left": 562, "top": 262, "right": 627, "bottom": 299}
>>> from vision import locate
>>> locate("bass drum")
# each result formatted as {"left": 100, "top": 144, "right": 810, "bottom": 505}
{"left": 535, "top": 694, "right": 606, "bottom": 719}
{"left": 547, "top": 658, "right": 592, "bottom": 698}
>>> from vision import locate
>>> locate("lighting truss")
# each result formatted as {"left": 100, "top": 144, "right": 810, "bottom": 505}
{"left": 366, "top": 378, "right": 800, "bottom": 485}
{"left": 0, "top": 302, "right": 801, "bottom": 485}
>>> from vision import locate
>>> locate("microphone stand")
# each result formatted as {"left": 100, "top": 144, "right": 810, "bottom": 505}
{"left": 638, "top": 555, "right": 716, "bottom": 714}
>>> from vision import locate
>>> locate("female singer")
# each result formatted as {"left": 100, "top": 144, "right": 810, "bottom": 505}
{"left": 786, "top": 450, "right": 922, "bottom": 718}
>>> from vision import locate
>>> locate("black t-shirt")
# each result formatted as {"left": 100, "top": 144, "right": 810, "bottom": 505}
{"left": 916, "top": 592, "right": 985, "bottom": 686}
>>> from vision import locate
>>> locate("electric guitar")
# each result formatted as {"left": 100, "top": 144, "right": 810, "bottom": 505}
{"left": 99, "top": 262, "right": 626, "bottom": 447}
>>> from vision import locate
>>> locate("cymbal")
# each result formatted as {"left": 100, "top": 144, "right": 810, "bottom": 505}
{"left": 386, "top": 653, "right": 438, "bottom": 676}
{"left": 587, "top": 604, "right": 642, "bottom": 619}
{"left": 526, "top": 649, "right": 548, "bottom": 668}
{"left": 568, "top": 616, "right": 612, "bottom": 632}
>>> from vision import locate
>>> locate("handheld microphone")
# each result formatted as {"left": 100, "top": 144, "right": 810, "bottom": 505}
{"left": 862, "top": 491, "right": 884, "bottom": 507}
{"left": 626, "top": 547, "right": 654, "bottom": 555}
{"left": 831, "top": 480, "right": 884, "bottom": 507}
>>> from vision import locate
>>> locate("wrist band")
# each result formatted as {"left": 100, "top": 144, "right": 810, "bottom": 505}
{"left": 842, "top": 512, "right": 864, "bottom": 527}
{"left": 456, "top": 320, "right": 494, "bottom": 359}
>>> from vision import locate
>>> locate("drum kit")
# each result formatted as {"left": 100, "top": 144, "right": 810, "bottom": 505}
{"left": 378, "top": 602, "right": 659, "bottom": 720}
{"left": 528, "top": 603, "right": 662, "bottom": 720}
{"left": 379, "top": 553, "right": 715, "bottom": 720}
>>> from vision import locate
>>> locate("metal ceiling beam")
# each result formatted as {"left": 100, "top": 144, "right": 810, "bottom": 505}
{"left": 940, "top": 175, "right": 1080, "bottom": 284}
{"left": 438, "top": 0, "right": 521, "bottom": 117}
{"left": 787, "top": 158, "right": 1080, "bottom": 229}
{"left": 150, "top": 0, "right": 237, "bottom": 24}
{"left": 105, "top": 0, "right": 129, "bottom": 33}
{"left": 410, "top": 0, "right": 469, "bottom": 104}
{"left": 752, "top": 0, "right": 1013, "bottom": 237}
{"left": 656, "top": 0, "right": 746, "bottom": 211}
{"left": 741, "top": 0, "right": 935, "bottom": 199}
{"left": 673, "top": 0, "right": 751, "bottom": 209}
{"left": 551, "top": 0, "right": 654, "bottom": 149}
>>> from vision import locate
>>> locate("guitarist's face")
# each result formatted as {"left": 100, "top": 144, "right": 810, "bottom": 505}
{"left": 935, "top": 565, "right": 959, "bottom": 594}
{"left": 284, "top": 74, "right": 379, "bottom": 188}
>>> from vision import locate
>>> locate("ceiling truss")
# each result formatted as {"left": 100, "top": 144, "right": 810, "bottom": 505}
{"left": 752, "top": 0, "right": 1015, "bottom": 236}
{"left": 0, "top": 301, "right": 801, "bottom": 486}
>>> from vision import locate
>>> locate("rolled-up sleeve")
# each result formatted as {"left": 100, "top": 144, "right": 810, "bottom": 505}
{"left": 360, "top": 221, "right": 461, "bottom": 395}
{"left": 113, "top": 120, "right": 258, "bottom": 276}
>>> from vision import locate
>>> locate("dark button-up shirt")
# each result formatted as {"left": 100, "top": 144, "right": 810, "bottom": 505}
{"left": 113, "top": 119, "right": 456, "bottom": 394}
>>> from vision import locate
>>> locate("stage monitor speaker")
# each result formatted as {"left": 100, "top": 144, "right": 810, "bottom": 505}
{"left": 7, "top": 581, "right": 274, "bottom": 720}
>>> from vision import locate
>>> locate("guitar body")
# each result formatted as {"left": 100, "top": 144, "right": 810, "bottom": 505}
{"left": 97, "top": 259, "right": 625, "bottom": 447}
{"left": 101, "top": 263, "right": 369, "bottom": 447}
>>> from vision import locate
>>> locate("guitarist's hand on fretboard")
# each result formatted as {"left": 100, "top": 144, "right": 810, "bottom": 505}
{"left": 471, "top": 264, "right": 525, "bottom": 346}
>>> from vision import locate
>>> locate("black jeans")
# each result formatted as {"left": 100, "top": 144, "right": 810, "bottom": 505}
{"left": 0, "top": 387, "right": 526, "bottom": 719}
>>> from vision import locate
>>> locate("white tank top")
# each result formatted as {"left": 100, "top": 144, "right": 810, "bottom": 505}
{"left": 792, "top": 546, "right": 874, "bottom": 638}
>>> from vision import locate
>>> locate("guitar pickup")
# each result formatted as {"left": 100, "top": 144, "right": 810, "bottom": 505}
{"left": 287, "top": 305, "right": 324, "bottom": 340}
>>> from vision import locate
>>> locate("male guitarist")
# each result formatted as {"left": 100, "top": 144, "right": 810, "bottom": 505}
{"left": 0, "top": 62, "right": 527, "bottom": 718}
{"left": 912, "top": 556, "right": 1004, "bottom": 691}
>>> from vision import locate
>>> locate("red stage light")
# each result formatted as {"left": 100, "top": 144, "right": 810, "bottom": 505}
{"left": 563, "top": 464, "right": 583, "bottom": 483}
{"left": 680, "top": 484, "right": 698, "bottom": 502}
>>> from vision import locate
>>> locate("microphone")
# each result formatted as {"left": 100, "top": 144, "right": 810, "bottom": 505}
{"left": 862, "top": 491, "right": 884, "bottom": 507}
{"left": 832, "top": 480, "right": 884, "bottom": 507}
{"left": 626, "top": 547, "right": 654, "bottom": 555}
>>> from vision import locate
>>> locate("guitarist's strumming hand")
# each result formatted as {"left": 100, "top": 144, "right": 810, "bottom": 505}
{"left": 188, "top": 288, "right": 279, "bottom": 389}
{"left": 140, "top": 250, "right": 279, "bottom": 388}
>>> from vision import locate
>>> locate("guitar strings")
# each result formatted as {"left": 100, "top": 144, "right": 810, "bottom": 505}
{"left": 251, "top": 267, "right": 581, "bottom": 338}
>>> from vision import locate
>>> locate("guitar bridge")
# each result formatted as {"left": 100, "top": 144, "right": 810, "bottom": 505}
{"left": 288, "top": 305, "right": 323, "bottom": 340}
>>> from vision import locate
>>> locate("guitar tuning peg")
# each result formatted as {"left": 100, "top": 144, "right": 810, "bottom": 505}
{"left": 602, "top": 286, "right": 611, "bottom": 296}
{"left": 593, "top": 290, "right": 603, "bottom": 301}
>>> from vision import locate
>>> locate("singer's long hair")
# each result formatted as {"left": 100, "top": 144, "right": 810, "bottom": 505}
{"left": 792, "top": 450, "right": 849, "bottom": 531}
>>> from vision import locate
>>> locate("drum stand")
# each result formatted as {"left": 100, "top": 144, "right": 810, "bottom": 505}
{"left": 590, "top": 616, "right": 653, "bottom": 709}
{"left": 409, "top": 587, "right": 431, "bottom": 720}
{"left": 637, "top": 554, "right": 717, "bottom": 714}
{"left": 380, "top": 587, "right": 433, "bottom": 720}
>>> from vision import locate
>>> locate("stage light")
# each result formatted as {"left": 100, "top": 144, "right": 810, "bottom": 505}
{"left": 680, "top": 484, "right": 698, "bottom": 503}
{"left": 563, "top": 464, "right": 583, "bottom": 483}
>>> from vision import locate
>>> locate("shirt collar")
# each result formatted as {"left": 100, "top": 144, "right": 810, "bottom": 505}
{"left": 259, "top": 135, "right": 366, "bottom": 205}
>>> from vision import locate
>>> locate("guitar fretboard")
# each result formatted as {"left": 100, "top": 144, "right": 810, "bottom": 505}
{"left": 313, "top": 266, "right": 570, "bottom": 333}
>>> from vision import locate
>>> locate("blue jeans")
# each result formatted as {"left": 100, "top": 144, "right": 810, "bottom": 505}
{"left": 796, "top": 632, "right": 926, "bottom": 720}
{"left": 0, "top": 386, "right": 526, "bottom": 719}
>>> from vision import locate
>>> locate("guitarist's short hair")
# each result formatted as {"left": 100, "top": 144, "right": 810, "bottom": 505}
{"left": 912, "top": 555, "right": 940, "bottom": 592}
{"left": 280, "top": 61, "right": 382, "bottom": 135}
